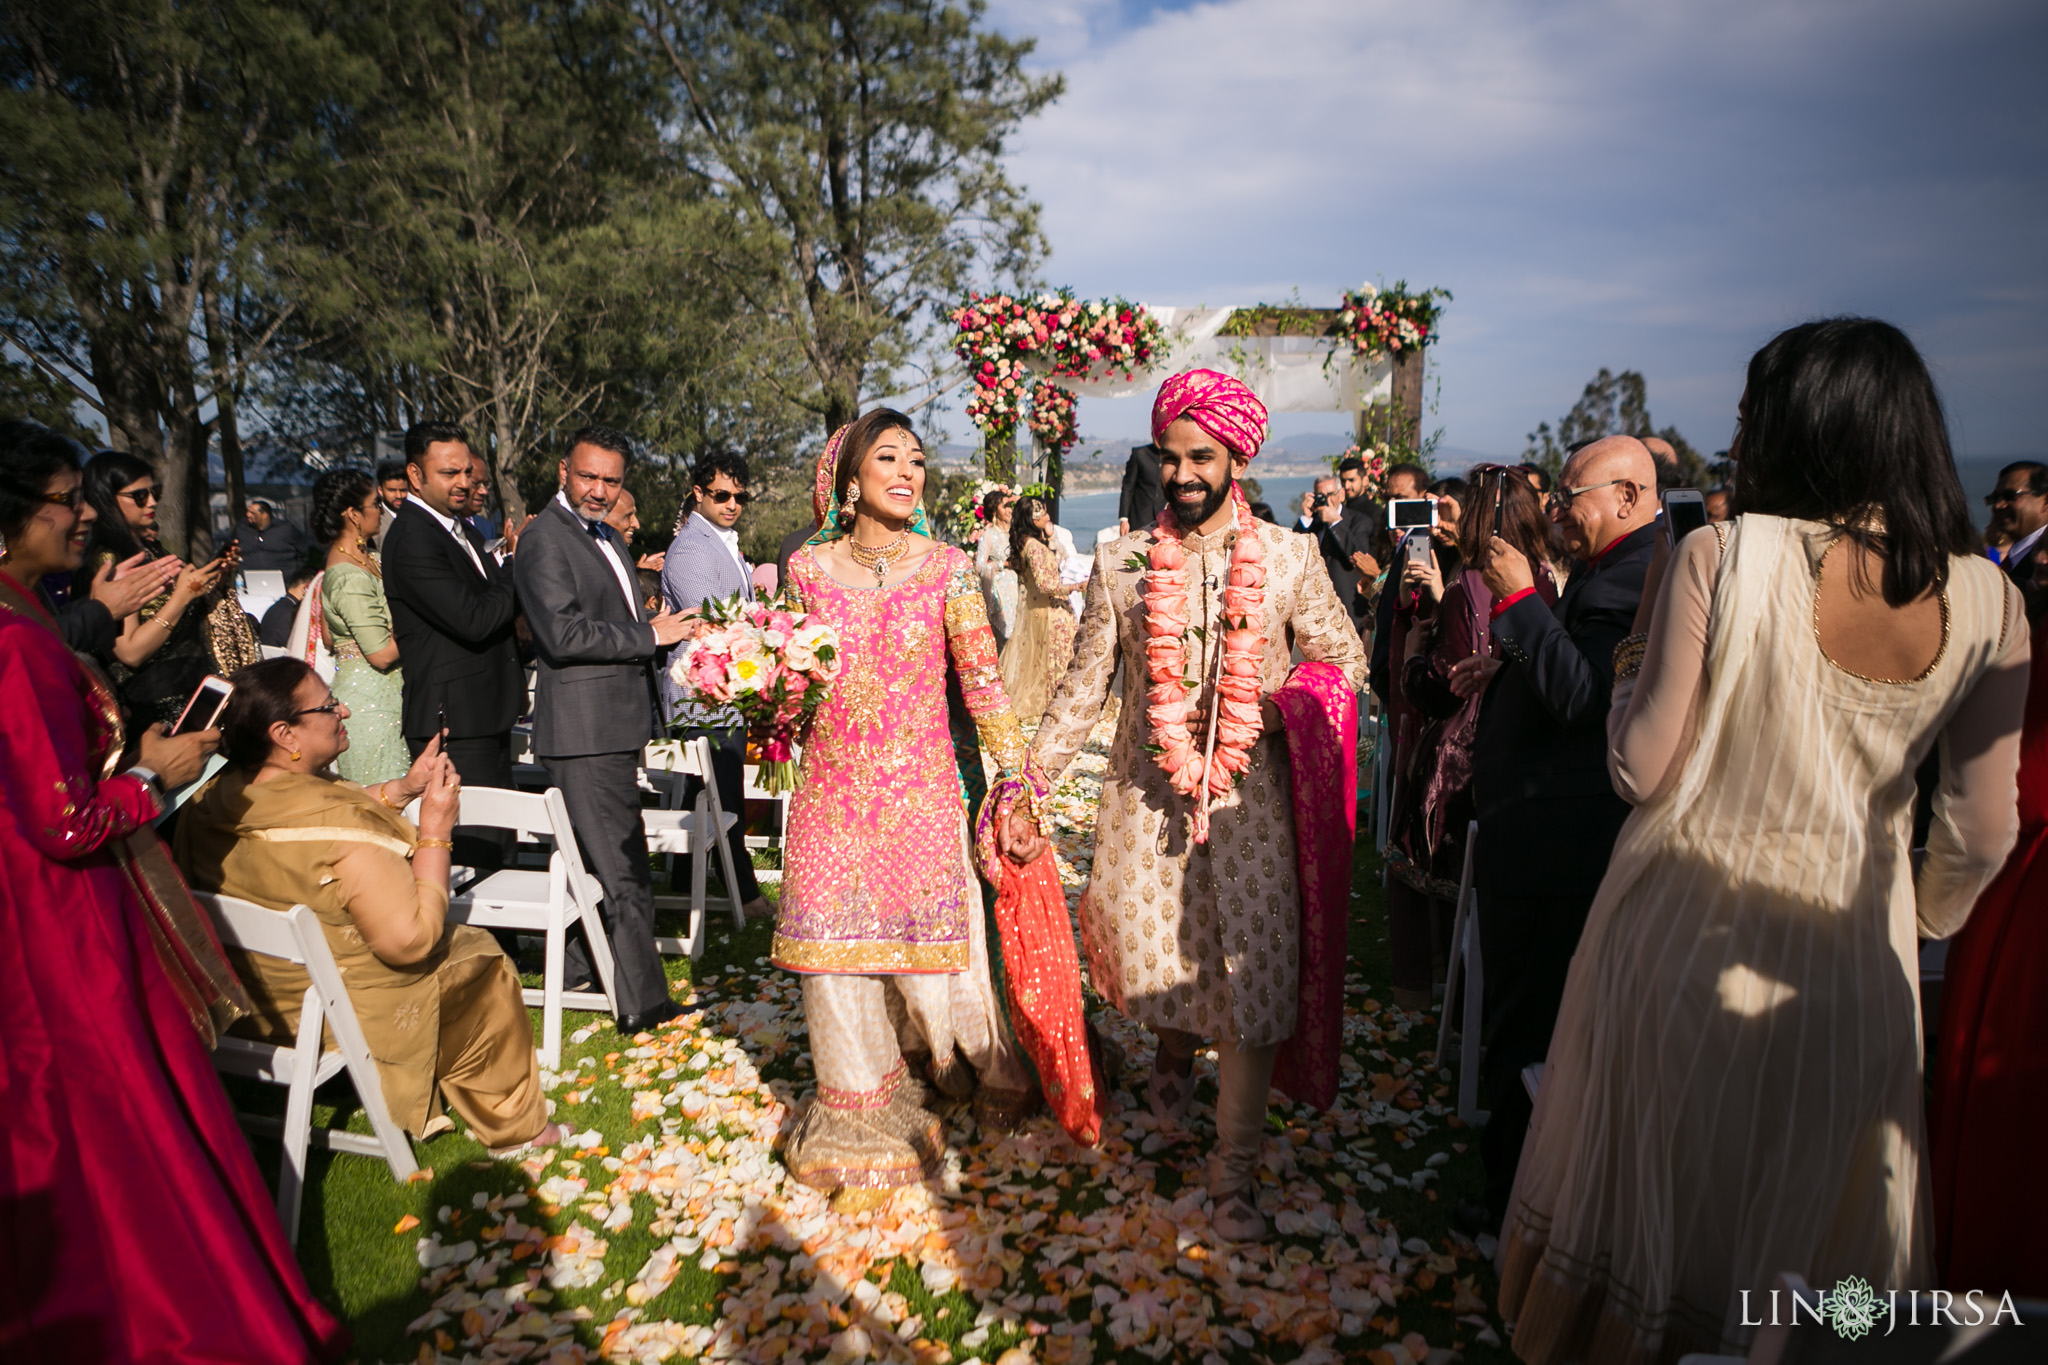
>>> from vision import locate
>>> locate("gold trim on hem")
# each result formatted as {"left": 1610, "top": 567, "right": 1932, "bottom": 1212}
{"left": 770, "top": 933, "right": 968, "bottom": 974}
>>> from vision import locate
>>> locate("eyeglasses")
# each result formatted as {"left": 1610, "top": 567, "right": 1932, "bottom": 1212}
{"left": 37, "top": 488, "right": 85, "bottom": 511}
{"left": 292, "top": 697, "right": 345, "bottom": 718}
{"left": 1548, "top": 478, "right": 1639, "bottom": 510}
{"left": 698, "top": 489, "right": 752, "bottom": 506}
{"left": 119, "top": 486, "right": 165, "bottom": 506}
{"left": 1987, "top": 488, "right": 2040, "bottom": 506}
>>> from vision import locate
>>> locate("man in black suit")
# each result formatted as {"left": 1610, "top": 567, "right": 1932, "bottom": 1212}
{"left": 514, "top": 426, "right": 691, "bottom": 1031}
{"left": 1449, "top": 434, "right": 1661, "bottom": 1231}
{"left": 1118, "top": 442, "right": 1164, "bottom": 533}
{"left": 381, "top": 421, "right": 525, "bottom": 867}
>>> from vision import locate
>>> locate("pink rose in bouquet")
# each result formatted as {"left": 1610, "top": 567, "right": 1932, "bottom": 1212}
{"left": 667, "top": 592, "right": 844, "bottom": 792}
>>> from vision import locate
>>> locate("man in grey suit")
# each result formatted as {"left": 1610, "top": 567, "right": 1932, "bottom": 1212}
{"left": 514, "top": 425, "right": 691, "bottom": 1032}
{"left": 659, "top": 449, "right": 769, "bottom": 919}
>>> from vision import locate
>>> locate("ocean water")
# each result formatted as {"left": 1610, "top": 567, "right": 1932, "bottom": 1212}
{"left": 1054, "top": 476, "right": 1322, "bottom": 547}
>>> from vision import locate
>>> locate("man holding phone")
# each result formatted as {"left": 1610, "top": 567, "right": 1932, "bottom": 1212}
{"left": 1446, "top": 434, "right": 1660, "bottom": 1234}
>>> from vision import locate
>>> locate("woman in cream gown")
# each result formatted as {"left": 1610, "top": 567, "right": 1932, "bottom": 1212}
{"left": 998, "top": 496, "right": 1075, "bottom": 724}
{"left": 1498, "top": 320, "right": 2030, "bottom": 1365}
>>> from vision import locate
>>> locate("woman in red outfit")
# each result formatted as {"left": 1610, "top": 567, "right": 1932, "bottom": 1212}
{"left": 1930, "top": 571, "right": 2048, "bottom": 1296}
{"left": 0, "top": 420, "right": 347, "bottom": 1363}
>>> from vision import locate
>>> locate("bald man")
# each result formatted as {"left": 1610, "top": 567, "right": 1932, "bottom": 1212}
{"left": 1446, "top": 434, "right": 1662, "bottom": 1234}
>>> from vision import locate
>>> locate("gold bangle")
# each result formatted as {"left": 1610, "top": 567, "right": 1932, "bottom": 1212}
{"left": 376, "top": 785, "right": 408, "bottom": 811}
{"left": 415, "top": 837, "right": 455, "bottom": 852}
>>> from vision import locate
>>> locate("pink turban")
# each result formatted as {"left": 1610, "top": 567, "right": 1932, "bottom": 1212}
{"left": 1150, "top": 369, "right": 1268, "bottom": 459}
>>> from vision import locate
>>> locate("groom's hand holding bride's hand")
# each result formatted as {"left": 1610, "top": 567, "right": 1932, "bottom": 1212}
{"left": 998, "top": 809, "right": 1048, "bottom": 865}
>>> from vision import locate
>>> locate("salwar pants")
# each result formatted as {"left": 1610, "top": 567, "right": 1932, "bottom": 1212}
{"left": 785, "top": 912, "right": 1031, "bottom": 1193}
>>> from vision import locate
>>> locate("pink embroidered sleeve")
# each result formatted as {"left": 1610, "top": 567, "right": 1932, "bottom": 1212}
{"left": 942, "top": 555, "right": 1028, "bottom": 774}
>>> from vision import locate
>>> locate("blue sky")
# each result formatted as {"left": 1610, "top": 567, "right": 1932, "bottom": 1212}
{"left": 945, "top": 0, "right": 2048, "bottom": 463}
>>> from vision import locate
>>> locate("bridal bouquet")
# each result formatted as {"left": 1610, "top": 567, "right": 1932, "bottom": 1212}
{"left": 667, "top": 594, "right": 843, "bottom": 792}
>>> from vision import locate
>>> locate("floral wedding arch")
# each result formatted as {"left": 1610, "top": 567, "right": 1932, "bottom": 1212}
{"left": 949, "top": 283, "right": 1450, "bottom": 496}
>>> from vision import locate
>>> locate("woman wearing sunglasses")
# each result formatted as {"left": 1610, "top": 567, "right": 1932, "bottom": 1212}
{"left": 82, "top": 450, "right": 261, "bottom": 728}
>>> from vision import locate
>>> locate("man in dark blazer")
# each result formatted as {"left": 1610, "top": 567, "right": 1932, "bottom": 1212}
{"left": 1451, "top": 434, "right": 1661, "bottom": 1232}
{"left": 659, "top": 449, "right": 769, "bottom": 920}
{"left": 1988, "top": 461, "right": 2048, "bottom": 591}
{"left": 1118, "top": 442, "right": 1164, "bottom": 533}
{"left": 381, "top": 421, "right": 525, "bottom": 868}
{"left": 515, "top": 425, "right": 690, "bottom": 1032}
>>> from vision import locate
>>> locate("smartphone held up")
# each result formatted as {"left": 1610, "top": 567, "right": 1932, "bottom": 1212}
{"left": 172, "top": 675, "right": 234, "bottom": 736}
{"left": 1661, "top": 489, "right": 1708, "bottom": 546}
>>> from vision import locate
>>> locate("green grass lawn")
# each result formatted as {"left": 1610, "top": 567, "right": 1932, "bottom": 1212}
{"left": 241, "top": 727, "right": 1513, "bottom": 1365}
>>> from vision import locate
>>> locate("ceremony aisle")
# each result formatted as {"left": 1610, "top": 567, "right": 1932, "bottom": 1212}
{"left": 275, "top": 710, "right": 1515, "bottom": 1365}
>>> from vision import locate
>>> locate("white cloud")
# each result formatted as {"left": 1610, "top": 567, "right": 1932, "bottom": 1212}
{"left": 958, "top": 0, "right": 2048, "bottom": 460}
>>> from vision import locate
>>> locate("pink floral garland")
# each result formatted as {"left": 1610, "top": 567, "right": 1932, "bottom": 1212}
{"left": 1141, "top": 490, "right": 1267, "bottom": 844}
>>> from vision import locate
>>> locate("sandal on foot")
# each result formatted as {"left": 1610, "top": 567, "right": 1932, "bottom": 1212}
{"left": 1210, "top": 1189, "right": 1268, "bottom": 1243}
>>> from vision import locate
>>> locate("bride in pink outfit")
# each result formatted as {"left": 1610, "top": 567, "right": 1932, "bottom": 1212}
{"left": 774, "top": 408, "right": 1050, "bottom": 1209}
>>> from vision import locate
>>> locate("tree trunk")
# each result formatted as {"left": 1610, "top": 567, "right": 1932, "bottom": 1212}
{"left": 201, "top": 284, "right": 246, "bottom": 532}
{"left": 491, "top": 400, "right": 527, "bottom": 522}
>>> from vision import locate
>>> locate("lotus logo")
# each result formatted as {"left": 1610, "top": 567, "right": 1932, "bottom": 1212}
{"left": 1824, "top": 1276, "right": 1883, "bottom": 1341}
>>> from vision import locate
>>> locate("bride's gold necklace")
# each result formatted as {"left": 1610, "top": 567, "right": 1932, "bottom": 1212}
{"left": 847, "top": 523, "right": 911, "bottom": 585}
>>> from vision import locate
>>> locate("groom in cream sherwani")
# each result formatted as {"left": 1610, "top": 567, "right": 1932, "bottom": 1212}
{"left": 1006, "top": 370, "right": 1366, "bottom": 1242}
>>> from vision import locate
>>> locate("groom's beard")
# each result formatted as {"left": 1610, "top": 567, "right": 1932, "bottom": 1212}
{"left": 1168, "top": 476, "right": 1232, "bottom": 529}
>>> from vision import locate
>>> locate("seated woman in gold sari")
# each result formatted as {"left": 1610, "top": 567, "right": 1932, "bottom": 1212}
{"left": 174, "top": 657, "right": 563, "bottom": 1157}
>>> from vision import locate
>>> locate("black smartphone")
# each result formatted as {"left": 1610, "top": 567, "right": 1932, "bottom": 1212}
{"left": 173, "top": 675, "right": 234, "bottom": 735}
{"left": 1662, "top": 489, "right": 1709, "bottom": 545}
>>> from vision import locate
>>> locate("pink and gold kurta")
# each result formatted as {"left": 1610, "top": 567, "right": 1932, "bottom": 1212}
{"left": 775, "top": 542, "right": 1035, "bottom": 1197}
{"left": 774, "top": 544, "right": 1027, "bottom": 973}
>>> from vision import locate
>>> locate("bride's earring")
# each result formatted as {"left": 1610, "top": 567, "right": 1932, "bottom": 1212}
{"left": 845, "top": 482, "right": 860, "bottom": 508}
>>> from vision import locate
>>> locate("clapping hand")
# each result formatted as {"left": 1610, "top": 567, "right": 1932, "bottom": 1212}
{"left": 649, "top": 609, "right": 696, "bottom": 647}
{"left": 176, "top": 554, "right": 229, "bottom": 600}
{"left": 90, "top": 552, "right": 184, "bottom": 618}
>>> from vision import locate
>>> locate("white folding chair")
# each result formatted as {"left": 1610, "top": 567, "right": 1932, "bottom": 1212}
{"left": 642, "top": 735, "right": 745, "bottom": 960}
{"left": 198, "top": 894, "right": 418, "bottom": 1243}
{"left": 740, "top": 759, "right": 791, "bottom": 886}
{"left": 1436, "top": 820, "right": 1488, "bottom": 1125}
{"left": 413, "top": 786, "right": 617, "bottom": 1067}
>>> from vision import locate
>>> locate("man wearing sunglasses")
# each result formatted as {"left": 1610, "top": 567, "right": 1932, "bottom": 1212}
{"left": 1987, "top": 461, "right": 2048, "bottom": 590}
{"left": 655, "top": 449, "right": 770, "bottom": 921}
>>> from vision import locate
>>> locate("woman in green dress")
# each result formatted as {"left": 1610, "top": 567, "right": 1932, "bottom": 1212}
{"left": 311, "top": 469, "right": 408, "bottom": 782}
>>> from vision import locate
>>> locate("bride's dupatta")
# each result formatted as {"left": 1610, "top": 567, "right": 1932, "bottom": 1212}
{"left": 0, "top": 573, "right": 252, "bottom": 1045}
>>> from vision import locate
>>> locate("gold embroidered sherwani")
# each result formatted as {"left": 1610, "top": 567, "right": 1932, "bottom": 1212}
{"left": 1030, "top": 519, "right": 1368, "bottom": 1047}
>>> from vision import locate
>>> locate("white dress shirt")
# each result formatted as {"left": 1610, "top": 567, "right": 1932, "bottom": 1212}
{"left": 416, "top": 498, "right": 486, "bottom": 577}
{"left": 2010, "top": 523, "right": 2047, "bottom": 568}
{"left": 558, "top": 492, "right": 641, "bottom": 614}
{"left": 692, "top": 511, "right": 751, "bottom": 591}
